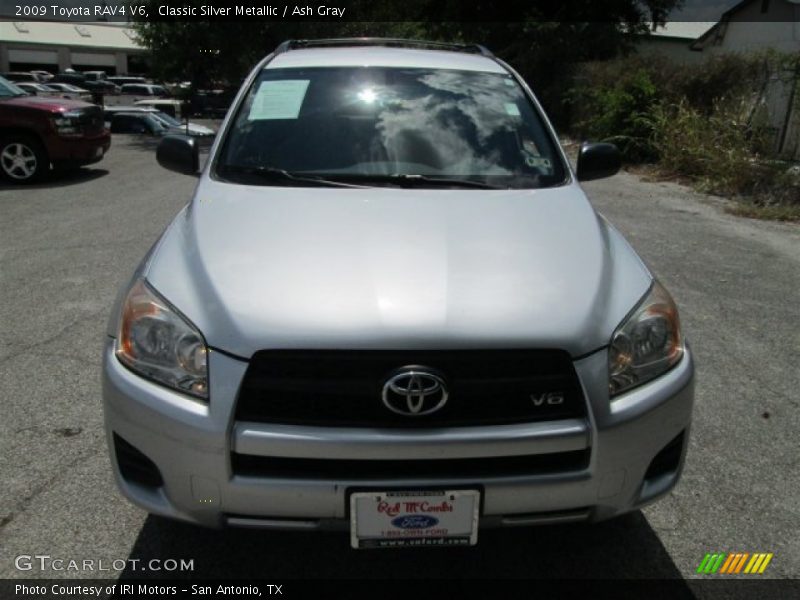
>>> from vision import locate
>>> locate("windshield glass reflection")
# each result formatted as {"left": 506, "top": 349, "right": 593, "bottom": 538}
{"left": 218, "top": 67, "right": 566, "bottom": 189}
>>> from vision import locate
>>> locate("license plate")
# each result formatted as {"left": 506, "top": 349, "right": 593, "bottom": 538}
{"left": 94, "top": 147, "right": 103, "bottom": 158}
{"left": 350, "top": 490, "right": 480, "bottom": 549}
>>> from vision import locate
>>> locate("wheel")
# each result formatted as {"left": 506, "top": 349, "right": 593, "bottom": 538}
{"left": 0, "top": 135, "right": 48, "bottom": 183}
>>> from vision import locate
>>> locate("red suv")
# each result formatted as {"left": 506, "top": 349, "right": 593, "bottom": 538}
{"left": 0, "top": 76, "right": 110, "bottom": 183}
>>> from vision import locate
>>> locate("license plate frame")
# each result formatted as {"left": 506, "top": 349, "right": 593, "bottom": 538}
{"left": 349, "top": 489, "right": 480, "bottom": 549}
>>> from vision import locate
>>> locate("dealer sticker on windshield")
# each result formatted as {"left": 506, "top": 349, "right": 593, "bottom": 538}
{"left": 248, "top": 79, "right": 310, "bottom": 121}
{"left": 350, "top": 490, "right": 480, "bottom": 549}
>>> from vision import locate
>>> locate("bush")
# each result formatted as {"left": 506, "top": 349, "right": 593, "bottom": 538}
{"left": 568, "top": 53, "right": 769, "bottom": 162}
{"left": 651, "top": 100, "right": 766, "bottom": 194}
{"left": 567, "top": 52, "right": 800, "bottom": 217}
{"left": 651, "top": 99, "right": 799, "bottom": 211}
{"left": 569, "top": 66, "right": 660, "bottom": 162}
{"left": 670, "top": 54, "right": 763, "bottom": 114}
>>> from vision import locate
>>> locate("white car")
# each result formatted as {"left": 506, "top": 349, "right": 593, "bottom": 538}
{"left": 104, "top": 39, "right": 694, "bottom": 549}
{"left": 41, "top": 82, "right": 92, "bottom": 102}
{"left": 30, "top": 70, "right": 54, "bottom": 81}
{"left": 120, "top": 83, "right": 169, "bottom": 97}
{"left": 15, "top": 82, "right": 61, "bottom": 98}
{"left": 134, "top": 98, "right": 184, "bottom": 118}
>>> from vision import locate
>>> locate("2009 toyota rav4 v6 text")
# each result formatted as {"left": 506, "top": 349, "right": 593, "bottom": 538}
{"left": 103, "top": 39, "right": 694, "bottom": 549}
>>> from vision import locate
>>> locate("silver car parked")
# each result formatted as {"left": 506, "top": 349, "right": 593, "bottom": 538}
{"left": 103, "top": 39, "right": 694, "bottom": 549}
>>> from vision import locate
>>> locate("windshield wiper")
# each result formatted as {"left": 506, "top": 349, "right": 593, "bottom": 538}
{"left": 328, "top": 173, "right": 505, "bottom": 190}
{"left": 219, "top": 165, "right": 369, "bottom": 188}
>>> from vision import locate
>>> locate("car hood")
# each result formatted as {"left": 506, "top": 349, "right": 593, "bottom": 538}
{"left": 167, "top": 123, "right": 215, "bottom": 136}
{"left": 144, "top": 180, "right": 652, "bottom": 358}
{"left": 1, "top": 95, "right": 94, "bottom": 113}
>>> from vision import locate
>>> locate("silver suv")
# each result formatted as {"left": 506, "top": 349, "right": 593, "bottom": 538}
{"left": 103, "top": 39, "right": 694, "bottom": 549}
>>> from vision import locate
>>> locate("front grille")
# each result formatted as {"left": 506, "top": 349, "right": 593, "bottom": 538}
{"left": 231, "top": 449, "right": 591, "bottom": 480}
{"left": 235, "top": 350, "right": 586, "bottom": 427}
{"left": 76, "top": 106, "right": 105, "bottom": 135}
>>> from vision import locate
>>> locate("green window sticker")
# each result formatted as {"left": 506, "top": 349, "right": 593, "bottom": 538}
{"left": 248, "top": 80, "right": 310, "bottom": 120}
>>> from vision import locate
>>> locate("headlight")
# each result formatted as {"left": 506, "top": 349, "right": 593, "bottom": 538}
{"left": 115, "top": 279, "right": 208, "bottom": 399}
{"left": 52, "top": 110, "right": 83, "bottom": 137}
{"left": 608, "top": 281, "right": 684, "bottom": 397}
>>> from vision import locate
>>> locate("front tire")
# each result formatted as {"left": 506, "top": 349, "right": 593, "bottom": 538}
{"left": 0, "top": 135, "right": 48, "bottom": 183}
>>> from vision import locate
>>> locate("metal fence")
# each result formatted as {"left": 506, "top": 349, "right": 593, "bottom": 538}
{"left": 748, "top": 63, "right": 800, "bottom": 161}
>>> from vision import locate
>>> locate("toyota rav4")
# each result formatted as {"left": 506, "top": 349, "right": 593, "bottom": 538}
{"left": 103, "top": 39, "right": 694, "bottom": 549}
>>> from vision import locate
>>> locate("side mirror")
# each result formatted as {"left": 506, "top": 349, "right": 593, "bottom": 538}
{"left": 576, "top": 142, "right": 621, "bottom": 182}
{"left": 157, "top": 134, "right": 199, "bottom": 176}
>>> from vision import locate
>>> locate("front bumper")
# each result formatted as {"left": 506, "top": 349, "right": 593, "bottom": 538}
{"left": 49, "top": 131, "right": 111, "bottom": 167}
{"left": 102, "top": 339, "right": 694, "bottom": 530}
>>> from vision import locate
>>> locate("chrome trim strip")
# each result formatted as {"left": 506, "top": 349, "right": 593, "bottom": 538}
{"left": 226, "top": 516, "right": 320, "bottom": 530}
{"left": 500, "top": 509, "right": 591, "bottom": 526}
{"left": 232, "top": 419, "right": 590, "bottom": 460}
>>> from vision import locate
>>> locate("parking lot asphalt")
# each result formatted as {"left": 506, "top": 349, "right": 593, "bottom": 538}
{"left": 0, "top": 135, "right": 797, "bottom": 587}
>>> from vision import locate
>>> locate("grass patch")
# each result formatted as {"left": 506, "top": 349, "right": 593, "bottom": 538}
{"left": 726, "top": 203, "right": 800, "bottom": 222}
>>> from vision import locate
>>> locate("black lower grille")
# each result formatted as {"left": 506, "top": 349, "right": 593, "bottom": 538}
{"left": 114, "top": 433, "right": 163, "bottom": 488}
{"left": 231, "top": 449, "right": 590, "bottom": 480}
{"left": 235, "top": 349, "right": 585, "bottom": 427}
{"left": 644, "top": 432, "right": 685, "bottom": 481}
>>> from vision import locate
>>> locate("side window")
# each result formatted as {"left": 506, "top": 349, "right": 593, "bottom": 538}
{"left": 112, "top": 116, "right": 128, "bottom": 132}
{"left": 114, "top": 116, "right": 144, "bottom": 133}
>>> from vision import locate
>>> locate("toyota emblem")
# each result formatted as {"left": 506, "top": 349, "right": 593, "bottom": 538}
{"left": 381, "top": 369, "right": 448, "bottom": 416}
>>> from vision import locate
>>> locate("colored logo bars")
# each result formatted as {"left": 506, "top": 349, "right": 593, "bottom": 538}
{"left": 696, "top": 552, "right": 774, "bottom": 575}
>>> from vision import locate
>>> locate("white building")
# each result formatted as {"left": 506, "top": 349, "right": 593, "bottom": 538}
{"left": 691, "top": 0, "right": 800, "bottom": 55}
{"left": 637, "top": 21, "right": 717, "bottom": 63}
{"left": 0, "top": 21, "right": 146, "bottom": 75}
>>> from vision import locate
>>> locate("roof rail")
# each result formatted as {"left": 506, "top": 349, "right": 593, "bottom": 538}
{"left": 274, "top": 38, "right": 493, "bottom": 57}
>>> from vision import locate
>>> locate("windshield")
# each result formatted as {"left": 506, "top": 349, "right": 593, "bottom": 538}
{"left": 216, "top": 66, "right": 566, "bottom": 188}
{"left": 0, "top": 76, "right": 28, "bottom": 97}
{"left": 154, "top": 111, "right": 182, "bottom": 127}
{"left": 143, "top": 115, "right": 167, "bottom": 130}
